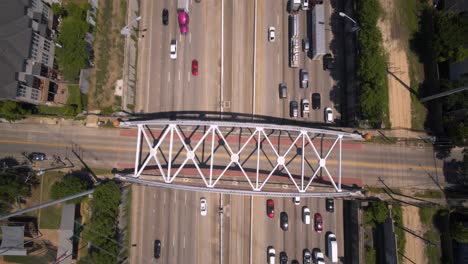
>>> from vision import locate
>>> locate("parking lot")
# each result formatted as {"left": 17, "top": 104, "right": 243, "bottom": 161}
{"left": 137, "top": 0, "right": 344, "bottom": 124}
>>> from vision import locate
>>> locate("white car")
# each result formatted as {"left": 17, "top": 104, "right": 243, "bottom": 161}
{"left": 170, "top": 39, "right": 177, "bottom": 59}
{"left": 268, "top": 27, "right": 276, "bottom": 42}
{"left": 302, "top": 0, "right": 309, "bottom": 10}
{"left": 302, "top": 207, "right": 311, "bottom": 224}
{"left": 293, "top": 196, "right": 300, "bottom": 205}
{"left": 268, "top": 246, "right": 276, "bottom": 264}
{"left": 325, "top": 107, "right": 333, "bottom": 123}
{"left": 313, "top": 250, "right": 325, "bottom": 264}
{"left": 200, "top": 197, "right": 207, "bottom": 216}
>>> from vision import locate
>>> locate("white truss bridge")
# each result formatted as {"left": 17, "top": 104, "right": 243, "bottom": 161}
{"left": 117, "top": 120, "right": 363, "bottom": 197}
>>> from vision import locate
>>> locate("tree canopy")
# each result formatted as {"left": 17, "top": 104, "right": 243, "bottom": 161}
{"left": 0, "top": 101, "right": 32, "bottom": 121}
{"left": 433, "top": 11, "right": 468, "bottom": 62}
{"left": 55, "top": 3, "right": 89, "bottom": 81}
{"left": 451, "top": 221, "right": 468, "bottom": 243}
{"left": 50, "top": 170, "right": 93, "bottom": 203}
{"left": 80, "top": 181, "right": 121, "bottom": 264}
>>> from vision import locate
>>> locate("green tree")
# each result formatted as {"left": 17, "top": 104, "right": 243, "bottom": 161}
{"left": 0, "top": 101, "right": 31, "bottom": 121}
{"left": 433, "top": 11, "right": 468, "bottom": 62}
{"left": 371, "top": 201, "right": 389, "bottom": 223}
{"left": 50, "top": 171, "right": 93, "bottom": 203}
{"left": 451, "top": 221, "right": 468, "bottom": 243}
{"left": 50, "top": 3, "right": 64, "bottom": 16}
{"left": 81, "top": 181, "right": 121, "bottom": 263}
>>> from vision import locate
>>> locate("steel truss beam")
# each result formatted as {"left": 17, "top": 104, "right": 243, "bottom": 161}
{"left": 121, "top": 120, "right": 362, "bottom": 193}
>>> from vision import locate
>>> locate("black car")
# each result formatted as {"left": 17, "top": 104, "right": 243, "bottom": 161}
{"left": 154, "top": 239, "right": 161, "bottom": 258}
{"left": 291, "top": 260, "right": 299, "bottom": 264}
{"left": 280, "top": 212, "right": 289, "bottom": 231}
{"left": 326, "top": 198, "right": 334, "bottom": 213}
{"left": 162, "top": 9, "right": 169, "bottom": 25}
{"left": 323, "top": 53, "right": 333, "bottom": 70}
{"left": 280, "top": 251, "right": 288, "bottom": 264}
{"left": 29, "top": 152, "right": 46, "bottom": 161}
{"left": 312, "top": 93, "right": 321, "bottom": 110}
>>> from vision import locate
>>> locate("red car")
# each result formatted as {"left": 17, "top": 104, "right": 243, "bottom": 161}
{"left": 192, "top": 60, "right": 198, "bottom": 76}
{"left": 314, "top": 213, "right": 323, "bottom": 233}
{"left": 266, "top": 199, "right": 274, "bottom": 218}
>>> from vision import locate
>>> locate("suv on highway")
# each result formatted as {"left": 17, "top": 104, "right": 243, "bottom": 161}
{"left": 290, "top": 101, "right": 298, "bottom": 118}
{"left": 170, "top": 39, "right": 177, "bottom": 59}
{"left": 280, "top": 251, "right": 288, "bottom": 264}
{"left": 312, "top": 248, "right": 325, "bottom": 264}
{"left": 312, "top": 93, "right": 321, "bottom": 110}
{"left": 323, "top": 53, "right": 334, "bottom": 70}
{"left": 280, "top": 212, "right": 288, "bottom": 231}
{"left": 326, "top": 198, "right": 334, "bottom": 213}
{"left": 302, "top": 206, "right": 311, "bottom": 224}
{"left": 300, "top": 69, "right": 309, "bottom": 88}
{"left": 324, "top": 107, "right": 333, "bottom": 123}
{"left": 303, "top": 249, "right": 312, "bottom": 264}
{"left": 267, "top": 246, "right": 276, "bottom": 264}
{"left": 301, "top": 99, "right": 310, "bottom": 117}
{"left": 154, "top": 240, "right": 161, "bottom": 258}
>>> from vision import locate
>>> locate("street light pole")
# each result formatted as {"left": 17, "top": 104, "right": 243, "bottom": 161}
{"left": 120, "top": 16, "right": 142, "bottom": 36}
{"left": 339, "top": 12, "right": 359, "bottom": 32}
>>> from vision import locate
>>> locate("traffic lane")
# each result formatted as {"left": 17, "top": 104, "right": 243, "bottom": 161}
{"left": 227, "top": 0, "right": 254, "bottom": 114}
{"left": 225, "top": 195, "right": 250, "bottom": 264}
{"left": 252, "top": 197, "right": 337, "bottom": 263}
{"left": 145, "top": 0, "right": 168, "bottom": 113}
{"left": 196, "top": 191, "right": 219, "bottom": 264}
{"left": 257, "top": 0, "right": 283, "bottom": 118}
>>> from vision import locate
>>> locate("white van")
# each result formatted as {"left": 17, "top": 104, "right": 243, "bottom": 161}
{"left": 327, "top": 233, "right": 338, "bottom": 263}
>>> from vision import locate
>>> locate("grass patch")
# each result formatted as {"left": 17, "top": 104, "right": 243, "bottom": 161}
{"left": 90, "top": 167, "right": 113, "bottom": 175}
{"left": 39, "top": 204, "right": 63, "bottom": 229}
{"left": 365, "top": 186, "right": 387, "bottom": 194}
{"left": 37, "top": 171, "right": 65, "bottom": 229}
{"left": 67, "top": 84, "right": 83, "bottom": 113}
{"left": 414, "top": 189, "right": 443, "bottom": 199}
{"left": 392, "top": 204, "right": 406, "bottom": 262}
{"left": 419, "top": 206, "right": 438, "bottom": 225}
{"left": 424, "top": 228, "right": 441, "bottom": 263}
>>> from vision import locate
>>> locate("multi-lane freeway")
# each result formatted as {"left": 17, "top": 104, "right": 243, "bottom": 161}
{"left": 137, "top": 0, "right": 342, "bottom": 123}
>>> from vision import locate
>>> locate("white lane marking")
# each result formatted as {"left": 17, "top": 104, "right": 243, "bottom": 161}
{"left": 163, "top": 192, "right": 166, "bottom": 204}
{"left": 277, "top": 54, "right": 280, "bottom": 64}
{"left": 172, "top": 237, "right": 175, "bottom": 247}
{"left": 189, "top": 32, "right": 192, "bottom": 43}
{"left": 153, "top": 209, "right": 155, "bottom": 213}
{"left": 188, "top": 71, "right": 190, "bottom": 82}
{"left": 168, "top": 71, "right": 171, "bottom": 82}
{"left": 185, "top": 193, "right": 187, "bottom": 205}
{"left": 220, "top": 0, "right": 225, "bottom": 112}
{"left": 178, "top": 71, "right": 181, "bottom": 81}
{"left": 183, "top": 236, "right": 186, "bottom": 249}
{"left": 153, "top": 194, "right": 156, "bottom": 199}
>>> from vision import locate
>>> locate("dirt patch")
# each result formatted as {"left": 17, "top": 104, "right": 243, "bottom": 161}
{"left": 402, "top": 206, "right": 427, "bottom": 264}
{"left": 87, "top": 0, "right": 126, "bottom": 111}
{"left": 378, "top": 0, "right": 412, "bottom": 129}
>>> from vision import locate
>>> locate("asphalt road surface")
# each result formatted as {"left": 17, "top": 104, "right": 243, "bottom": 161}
{"left": 130, "top": 185, "right": 343, "bottom": 264}
{"left": 136, "top": 0, "right": 341, "bottom": 124}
